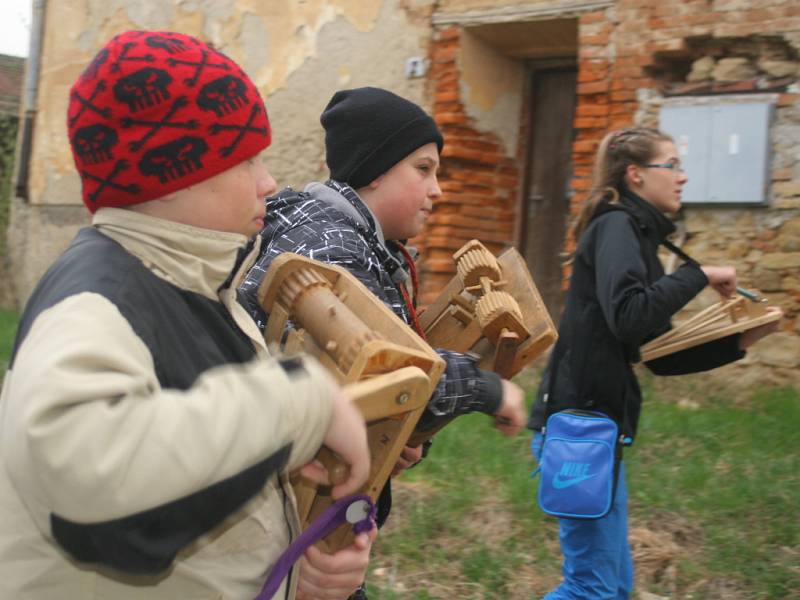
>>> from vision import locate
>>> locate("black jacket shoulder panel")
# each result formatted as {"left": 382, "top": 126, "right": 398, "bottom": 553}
{"left": 12, "top": 228, "right": 299, "bottom": 574}
{"left": 13, "top": 228, "right": 256, "bottom": 388}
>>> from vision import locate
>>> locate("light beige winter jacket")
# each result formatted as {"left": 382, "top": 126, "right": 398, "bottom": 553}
{"left": 0, "top": 208, "right": 334, "bottom": 599}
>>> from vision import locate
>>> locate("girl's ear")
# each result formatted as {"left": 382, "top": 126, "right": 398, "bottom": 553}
{"left": 367, "top": 174, "right": 384, "bottom": 190}
{"left": 625, "top": 163, "right": 643, "bottom": 188}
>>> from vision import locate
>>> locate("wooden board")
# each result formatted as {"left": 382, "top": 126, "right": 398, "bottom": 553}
{"left": 640, "top": 296, "right": 781, "bottom": 362}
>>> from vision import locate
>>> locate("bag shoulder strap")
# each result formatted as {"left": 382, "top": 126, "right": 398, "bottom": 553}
{"left": 661, "top": 238, "right": 700, "bottom": 266}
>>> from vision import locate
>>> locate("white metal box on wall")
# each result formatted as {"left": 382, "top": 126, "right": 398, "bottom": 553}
{"left": 659, "top": 98, "right": 774, "bottom": 205}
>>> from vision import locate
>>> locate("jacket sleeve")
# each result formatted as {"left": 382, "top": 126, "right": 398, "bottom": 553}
{"left": 418, "top": 351, "right": 503, "bottom": 431}
{"left": 251, "top": 226, "right": 504, "bottom": 424}
{"left": 592, "top": 212, "right": 710, "bottom": 345}
{"left": 1, "top": 293, "right": 333, "bottom": 574}
{"left": 644, "top": 333, "right": 745, "bottom": 375}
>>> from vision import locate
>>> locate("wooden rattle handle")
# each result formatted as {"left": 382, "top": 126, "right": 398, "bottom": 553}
{"left": 315, "top": 446, "right": 349, "bottom": 486}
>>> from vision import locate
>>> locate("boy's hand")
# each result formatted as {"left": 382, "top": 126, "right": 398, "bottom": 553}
{"left": 391, "top": 444, "right": 424, "bottom": 476}
{"left": 701, "top": 265, "right": 737, "bottom": 298}
{"left": 299, "top": 388, "right": 370, "bottom": 499}
{"left": 296, "top": 528, "right": 377, "bottom": 600}
{"left": 493, "top": 379, "right": 526, "bottom": 437}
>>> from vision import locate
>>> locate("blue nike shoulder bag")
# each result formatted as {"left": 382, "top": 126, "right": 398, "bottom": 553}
{"left": 535, "top": 409, "right": 623, "bottom": 520}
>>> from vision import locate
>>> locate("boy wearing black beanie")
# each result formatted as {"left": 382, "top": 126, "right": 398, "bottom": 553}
{"left": 239, "top": 87, "right": 526, "bottom": 598}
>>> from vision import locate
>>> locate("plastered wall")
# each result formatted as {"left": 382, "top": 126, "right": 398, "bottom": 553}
{"left": 437, "top": 0, "right": 558, "bottom": 12}
{"left": 457, "top": 29, "right": 524, "bottom": 158}
{"left": 9, "top": 0, "right": 435, "bottom": 304}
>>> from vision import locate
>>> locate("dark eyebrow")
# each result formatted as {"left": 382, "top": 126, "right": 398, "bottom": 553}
{"left": 417, "top": 155, "right": 439, "bottom": 167}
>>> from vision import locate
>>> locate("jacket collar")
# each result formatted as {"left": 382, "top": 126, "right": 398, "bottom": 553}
{"left": 618, "top": 186, "right": 676, "bottom": 243}
{"left": 92, "top": 207, "right": 258, "bottom": 301}
{"left": 307, "top": 179, "right": 411, "bottom": 285}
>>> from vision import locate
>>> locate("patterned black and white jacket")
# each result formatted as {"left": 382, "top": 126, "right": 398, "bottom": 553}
{"left": 239, "top": 180, "right": 504, "bottom": 433}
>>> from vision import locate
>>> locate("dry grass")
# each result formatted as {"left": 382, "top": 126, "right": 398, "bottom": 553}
{"left": 369, "top": 478, "right": 562, "bottom": 599}
{"left": 369, "top": 479, "right": 735, "bottom": 600}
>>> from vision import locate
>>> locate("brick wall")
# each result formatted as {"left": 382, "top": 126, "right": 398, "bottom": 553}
{"left": 414, "top": 26, "right": 521, "bottom": 304}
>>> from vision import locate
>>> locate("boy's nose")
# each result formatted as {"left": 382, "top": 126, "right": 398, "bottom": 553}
{"left": 430, "top": 175, "right": 442, "bottom": 198}
{"left": 260, "top": 170, "right": 278, "bottom": 198}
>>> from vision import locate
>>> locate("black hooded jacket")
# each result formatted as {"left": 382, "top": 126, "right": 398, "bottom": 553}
{"left": 529, "top": 189, "right": 745, "bottom": 441}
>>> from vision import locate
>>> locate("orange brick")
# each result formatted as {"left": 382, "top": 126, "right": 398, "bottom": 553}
{"left": 578, "top": 81, "right": 611, "bottom": 95}
{"left": 685, "top": 13, "right": 716, "bottom": 26}
{"left": 579, "top": 11, "right": 607, "bottom": 24}
{"left": 572, "top": 178, "right": 592, "bottom": 191}
{"left": 609, "top": 117, "right": 634, "bottom": 130}
{"left": 580, "top": 45, "right": 612, "bottom": 60}
{"left": 573, "top": 140, "right": 599, "bottom": 154}
{"left": 481, "top": 152, "right": 510, "bottom": 165}
{"left": 434, "top": 78, "right": 459, "bottom": 93}
{"left": 578, "top": 65, "right": 610, "bottom": 83}
{"left": 441, "top": 146, "right": 484, "bottom": 162}
{"left": 434, "top": 90, "right": 460, "bottom": 104}
{"left": 582, "top": 32, "right": 611, "bottom": 46}
{"left": 432, "top": 45, "right": 458, "bottom": 63}
{"left": 576, "top": 103, "right": 612, "bottom": 117}
{"left": 575, "top": 117, "right": 609, "bottom": 129}
{"left": 436, "top": 27, "right": 460, "bottom": 42}
{"left": 744, "top": 8, "right": 777, "bottom": 22}
{"left": 610, "top": 90, "right": 636, "bottom": 102}
{"left": 612, "top": 66, "right": 643, "bottom": 79}
{"left": 436, "top": 112, "right": 469, "bottom": 126}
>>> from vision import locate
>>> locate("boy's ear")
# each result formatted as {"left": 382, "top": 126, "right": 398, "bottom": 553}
{"left": 367, "top": 174, "right": 385, "bottom": 189}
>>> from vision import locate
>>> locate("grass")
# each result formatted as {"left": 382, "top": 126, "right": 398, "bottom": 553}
{"left": 0, "top": 309, "right": 18, "bottom": 379}
{"left": 366, "top": 371, "right": 800, "bottom": 600}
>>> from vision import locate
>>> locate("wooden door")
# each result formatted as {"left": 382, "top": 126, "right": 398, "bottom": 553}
{"left": 520, "top": 68, "right": 577, "bottom": 321}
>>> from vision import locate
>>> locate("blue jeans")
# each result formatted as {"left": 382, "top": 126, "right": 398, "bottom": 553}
{"left": 532, "top": 433, "right": 633, "bottom": 599}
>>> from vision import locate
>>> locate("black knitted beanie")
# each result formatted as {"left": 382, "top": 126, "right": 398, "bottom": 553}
{"left": 320, "top": 87, "right": 443, "bottom": 189}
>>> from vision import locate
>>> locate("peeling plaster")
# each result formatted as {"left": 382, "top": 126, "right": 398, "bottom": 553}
{"left": 458, "top": 29, "right": 524, "bottom": 157}
{"left": 239, "top": 12, "right": 270, "bottom": 76}
{"left": 265, "top": 0, "right": 435, "bottom": 187}
{"left": 12, "top": 0, "right": 435, "bottom": 304}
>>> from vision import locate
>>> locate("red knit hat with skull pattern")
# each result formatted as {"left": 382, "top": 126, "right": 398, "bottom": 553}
{"left": 67, "top": 30, "right": 271, "bottom": 213}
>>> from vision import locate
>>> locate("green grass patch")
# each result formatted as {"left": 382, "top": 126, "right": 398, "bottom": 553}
{"left": 0, "top": 308, "right": 18, "bottom": 379}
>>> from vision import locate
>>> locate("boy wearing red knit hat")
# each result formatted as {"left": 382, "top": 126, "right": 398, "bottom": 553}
{"left": 0, "top": 31, "right": 372, "bottom": 600}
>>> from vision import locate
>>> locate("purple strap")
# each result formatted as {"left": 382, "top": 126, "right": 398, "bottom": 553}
{"left": 254, "top": 494, "right": 376, "bottom": 600}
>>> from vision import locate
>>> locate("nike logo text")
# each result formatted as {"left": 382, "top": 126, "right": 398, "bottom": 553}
{"left": 552, "top": 461, "right": 598, "bottom": 489}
